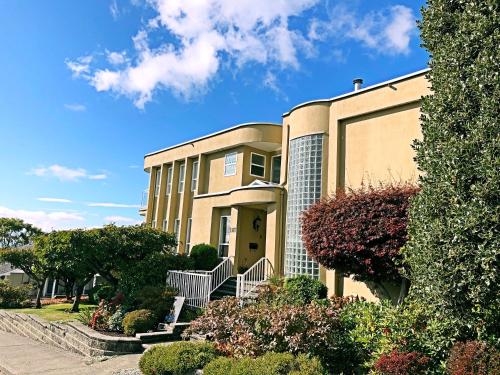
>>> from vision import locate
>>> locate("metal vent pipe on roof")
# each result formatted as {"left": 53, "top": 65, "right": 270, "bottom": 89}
{"left": 353, "top": 78, "right": 363, "bottom": 91}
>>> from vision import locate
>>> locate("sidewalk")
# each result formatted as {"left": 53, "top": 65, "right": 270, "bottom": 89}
{"left": 0, "top": 331, "right": 141, "bottom": 375}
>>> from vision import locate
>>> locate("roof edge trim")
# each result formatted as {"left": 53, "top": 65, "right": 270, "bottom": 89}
{"left": 145, "top": 122, "right": 282, "bottom": 158}
{"left": 282, "top": 68, "right": 430, "bottom": 117}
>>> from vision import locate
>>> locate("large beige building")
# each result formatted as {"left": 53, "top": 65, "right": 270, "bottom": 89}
{"left": 141, "top": 69, "right": 431, "bottom": 301}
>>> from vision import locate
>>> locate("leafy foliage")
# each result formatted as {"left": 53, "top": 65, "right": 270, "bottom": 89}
{"left": 189, "top": 243, "right": 219, "bottom": 270}
{"left": 374, "top": 350, "right": 430, "bottom": 375}
{"left": 203, "top": 352, "right": 326, "bottom": 375}
{"left": 132, "top": 285, "right": 177, "bottom": 321}
{"left": 0, "top": 218, "right": 43, "bottom": 249}
{"left": 0, "top": 280, "right": 32, "bottom": 308}
{"left": 302, "top": 185, "right": 418, "bottom": 283}
{"left": 283, "top": 275, "right": 327, "bottom": 305}
{"left": 122, "top": 309, "right": 156, "bottom": 336}
{"left": 446, "top": 341, "right": 500, "bottom": 375}
{"left": 185, "top": 297, "right": 357, "bottom": 373}
{"left": 403, "top": 0, "right": 500, "bottom": 341}
{"left": 139, "top": 341, "right": 218, "bottom": 375}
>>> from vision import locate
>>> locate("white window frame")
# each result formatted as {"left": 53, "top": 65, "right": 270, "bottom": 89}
{"left": 166, "top": 166, "right": 173, "bottom": 195}
{"left": 218, "top": 215, "right": 231, "bottom": 257}
{"left": 178, "top": 162, "right": 185, "bottom": 193}
{"left": 154, "top": 168, "right": 161, "bottom": 196}
{"left": 250, "top": 152, "right": 266, "bottom": 178}
{"left": 185, "top": 218, "right": 192, "bottom": 254}
{"left": 224, "top": 152, "right": 237, "bottom": 177}
{"left": 191, "top": 161, "right": 199, "bottom": 192}
{"left": 162, "top": 219, "right": 168, "bottom": 232}
{"left": 271, "top": 154, "right": 281, "bottom": 184}
{"left": 173, "top": 219, "right": 181, "bottom": 249}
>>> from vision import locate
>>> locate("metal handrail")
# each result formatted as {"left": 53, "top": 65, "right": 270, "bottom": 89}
{"left": 166, "top": 256, "right": 235, "bottom": 308}
{"left": 236, "top": 257, "right": 274, "bottom": 298}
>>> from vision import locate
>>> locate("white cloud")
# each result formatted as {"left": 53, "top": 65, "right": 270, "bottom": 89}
{"left": 37, "top": 198, "right": 72, "bottom": 203}
{"left": 104, "top": 215, "right": 139, "bottom": 224}
{"left": 309, "top": 5, "right": 416, "bottom": 55}
{"left": 64, "top": 103, "right": 86, "bottom": 112}
{"left": 68, "top": 2, "right": 416, "bottom": 107}
{"left": 71, "top": 0, "right": 320, "bottom": 108}
{"left": 106, "top": 50, "right": 128, "bottom": 65}
{"left": 0, "top": 206, "right": 85, "bottom": 231}
{"left": 110, "top": 0, "right": 119, "bottom": 20}
{"left": 30, "top": 164, "right": 108, "bottom": 182}
{"left": 88, "top": 202, "right": 140, "bottom": 208}
{"left": 65, "top": 55, "right": 93, "bottom": 78}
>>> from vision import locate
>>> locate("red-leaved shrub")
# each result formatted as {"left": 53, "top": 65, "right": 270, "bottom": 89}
{"left": 447, "top": 341, "right": 500, "bottom": 375}
{"left": 184, "top": 297, "right": 357, "bottom": 373}
{"left": 374, "top": 350, "right": 430, "bottom": 374}
{"left": 301, "top": 185, "right": 418, "bottom": 283}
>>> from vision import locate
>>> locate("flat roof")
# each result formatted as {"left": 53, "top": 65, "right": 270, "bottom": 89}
{"left": 145, "top": 122, "right": 282, "bottom": 158}
{"left": 282, "top": 68, "right": 430, "bottom": 117}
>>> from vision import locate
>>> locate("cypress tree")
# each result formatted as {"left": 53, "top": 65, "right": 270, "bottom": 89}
{"left": 404, "top": 0, "right": 499, "bottom": 340}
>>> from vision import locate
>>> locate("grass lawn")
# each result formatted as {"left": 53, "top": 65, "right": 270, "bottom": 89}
{"left": 4, "top": 302, "right": 97, "bottom": 322}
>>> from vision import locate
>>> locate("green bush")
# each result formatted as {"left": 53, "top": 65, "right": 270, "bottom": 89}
{"left": 283, "top": 275, "right": 327, "bottom": 305}
{"left": 203, "top": 353, "right": 326, "bottom": 375}
{"left": 122, "top": 309, "right": 156, "bottom": 336}
{"left": 133, "top": 285, "right": 177, "bottom": 321}
{"left": 139, "top": 341, "right": 218, "bottom": 375}
{"left": 91, "top": 284, "right": 115, "bottom": 303}
{"left": 0, "top": 280, "right": 32, "bottom": 308}
{"left": 189, "top": 244, "right": 219, "bottom": 270}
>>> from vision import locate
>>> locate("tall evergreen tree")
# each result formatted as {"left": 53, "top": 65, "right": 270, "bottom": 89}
{"left": 404, "top": 0, "right": 499, "bottom": 340}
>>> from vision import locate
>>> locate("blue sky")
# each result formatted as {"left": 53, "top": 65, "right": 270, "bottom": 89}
{"left": 0, "top": 0, "right": 428, "bottom": 231}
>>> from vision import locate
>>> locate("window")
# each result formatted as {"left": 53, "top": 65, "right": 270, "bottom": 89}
{"left": 271, "top": 155, "right": 281, "bottom": 183}
{"left": 191, "top": 161, "right": 199, "bottom": 192}
{"left": 162, "top": 218, "right": 168, "bottom": 232}
{"left": 285, "top": 134, "right": 323, "bottom": 279}
{"left": 151, "top": 220, "right": 156, "bottom": 229}
{"left": 178, "top": 162, "right": 185, "bottom": 193}
{"left": 250, "top": 153, "right": 266, "bottom": 177}
{"left": 224, "top": 152, "right": 237, "bottom": 176}
{"left": 166, "top": 166, "right": 173, "bottom": 195}
{"left": 154, "top": 168, "right": 161, "bottom": 196}
{"left": 218, "top": 216, "right": 231, "bottom": 257}
{"left": 185, "top": 218, "right": 192, "bottom": 253}
{"left": 173, "top": 219, "right": 180, "bottom": 249}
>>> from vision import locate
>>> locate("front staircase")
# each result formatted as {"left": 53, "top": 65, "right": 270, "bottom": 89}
{"left": 210, "top": 277, "right": 237, "bottom": 300}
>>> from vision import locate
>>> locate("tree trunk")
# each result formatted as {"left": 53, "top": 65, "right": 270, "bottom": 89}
{"left": 35, "top": 282, "right": 44, "bottom": 309}
{"left": 64, "top": 280, "right": 74, "bottom": 301}
{"left": 397, "top": 278, "right": 410, "bottom": 305}
{"left": 71, "top": 284, "right": 84, "bottom": 313}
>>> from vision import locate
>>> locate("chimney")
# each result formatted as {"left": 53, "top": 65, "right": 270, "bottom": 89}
{"left": 353, "top": 78, "right": 363, "bottom": 91}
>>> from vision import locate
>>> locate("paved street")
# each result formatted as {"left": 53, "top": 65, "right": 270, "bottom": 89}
{"left": 0, "top": 331, "right": 141, "bottom": 375}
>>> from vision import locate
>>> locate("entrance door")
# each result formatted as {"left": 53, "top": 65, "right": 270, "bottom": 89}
{"left": 218, "top": 216, "right": 231, "bottom": 257}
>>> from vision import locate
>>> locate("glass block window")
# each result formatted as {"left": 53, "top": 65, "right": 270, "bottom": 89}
{"left": 250, "top": 153, "right": 266, "bottom": 177}
{"left": 224, "top": 152, "right": 237, "bottom": 176}
{"left": 284, "top": 134, "right": 323, "bottom": 279}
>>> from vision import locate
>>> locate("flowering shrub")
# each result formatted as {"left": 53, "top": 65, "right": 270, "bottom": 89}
{"left": 184, "top": 297, "right": 357, "bottom": 373}
{"left": 446, "top": 341, "right": 500, "bottom": 375}
{"left": 301, "top": 185, "right": 418, "bottom": 283}
{"left": 374, "top": 350, "right": 430, "bottom": 375}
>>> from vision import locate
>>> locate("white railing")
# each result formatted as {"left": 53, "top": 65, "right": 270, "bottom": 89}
{"left": 236, "top": 257, "right": 274, "bottom": 298}
{"left": 208, "top": 256, "right": 234, "bottom": 292}
{"left": 166, "top": 257, "right": 235, "bottom": 308}
{"left": 167, "top": 271, "right": 211, "bottom": 308}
